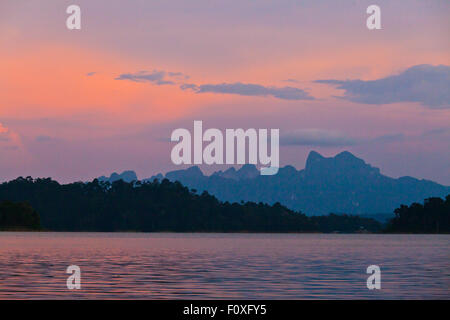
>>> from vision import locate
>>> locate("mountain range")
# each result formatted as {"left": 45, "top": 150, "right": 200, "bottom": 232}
{"left": 98, "top": 151, "right": 450, "bottom": 215}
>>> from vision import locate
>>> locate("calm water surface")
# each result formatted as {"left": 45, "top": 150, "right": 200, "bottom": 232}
{"left": 0, "top": 232, "right": 448, "bottom": 299}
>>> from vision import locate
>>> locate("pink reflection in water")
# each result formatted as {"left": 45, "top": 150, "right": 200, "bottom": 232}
{"left": 0, "top": 232, "right": 449, "bottom": 299}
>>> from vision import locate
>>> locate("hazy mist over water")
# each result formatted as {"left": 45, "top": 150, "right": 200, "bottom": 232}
{"left": 0, "top": 232, "right": 448, "bottom": 299}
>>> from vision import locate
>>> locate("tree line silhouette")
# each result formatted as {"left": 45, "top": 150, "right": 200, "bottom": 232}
{"left": 0, "top": 200, "right": 41, "bottom": 230}
{"left": 385, "top": 195, "right": 450, "bottom": 233}
{"left": 0, "top": 177, "right": 385, "bottom": 233}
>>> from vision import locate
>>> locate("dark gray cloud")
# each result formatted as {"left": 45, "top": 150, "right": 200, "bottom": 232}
{"left": 281, "top": 129, "right": 406, "bottom": 147}
{"left": 421, "top": 128, "right": 450, "bottom": 137}
{"left": 182, "top": 82, "right": 314, "bottom": 101}
{"left": 168, "top": 71, "right": 189, "bottom": 80}
{"left": 281, "top": 129, "right": 358, "bottom": 147}
{"left": 180, "top": 83, "right": 198, "bottom": 90}
{"left": 115, "top": 70, "right": 175, "bottom": 85}
{"left": 371, "top": 133, "right": 405, "bottom": 143}
{"left": 316, "top": 64, "right": 450, "bottom": 109}
{"left": 117, "top": 70, "right": 314, "bottom": 100}
{"left": 86, "top": 72, "right": 96, "bottom": 77}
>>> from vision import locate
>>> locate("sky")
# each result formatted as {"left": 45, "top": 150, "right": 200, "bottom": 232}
{"left": 1, "top": 0, "right": 449, "bottom": 184}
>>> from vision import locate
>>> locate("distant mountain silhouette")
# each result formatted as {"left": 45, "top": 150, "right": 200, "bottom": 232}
{"left": 98, "top": 170, "right": 137, "bottom": 183}
{"left": 212, "top": 164, "right": 260, "bottom": 181}
{"left": 140, "top": 151, "right": 450, "bottom": 215}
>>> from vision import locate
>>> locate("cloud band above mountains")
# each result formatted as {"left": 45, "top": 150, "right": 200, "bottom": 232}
{"left": 316, "top": 64, "right": 450, "bottom": 109}
{"left": 181, "top": 82, "right": 314, "bottom": 101}
{"left": 115, "top": 70, "right": 177, "bottom": 85}
{"left": 116, "top": 70, "right": 314, "bottom": 101}
{"left": 281, "top": 129, "right": 358, "bottom": 147}
{"left": 280, "top": 129, "right": 406, "bottom": 147}
{"left": 116, "top": 64, "right": 449, "bottom": 106}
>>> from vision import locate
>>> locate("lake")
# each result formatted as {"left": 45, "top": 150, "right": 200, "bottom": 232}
{"left": 0, "top": 232, "right": 448, "bottom": 299}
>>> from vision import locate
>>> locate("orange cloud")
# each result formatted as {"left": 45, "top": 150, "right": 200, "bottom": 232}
{"left": 1, "top": 44, "right": 224, "bottom": 130}
{"left": 0, "top": 122, "right": 22, "bottom": 150}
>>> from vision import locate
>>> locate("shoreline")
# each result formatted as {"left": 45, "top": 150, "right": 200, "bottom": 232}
{"left": 1, "top": 230, "right": 448, "bottom": 235}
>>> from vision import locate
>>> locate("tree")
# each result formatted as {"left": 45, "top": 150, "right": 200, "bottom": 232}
{"left": 0, "top": 200, "right": 41, "bottom": 230}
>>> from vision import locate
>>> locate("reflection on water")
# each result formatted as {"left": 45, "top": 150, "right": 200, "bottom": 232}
{"left": 0, "top": 232, "right": 448, "bottom": 299}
